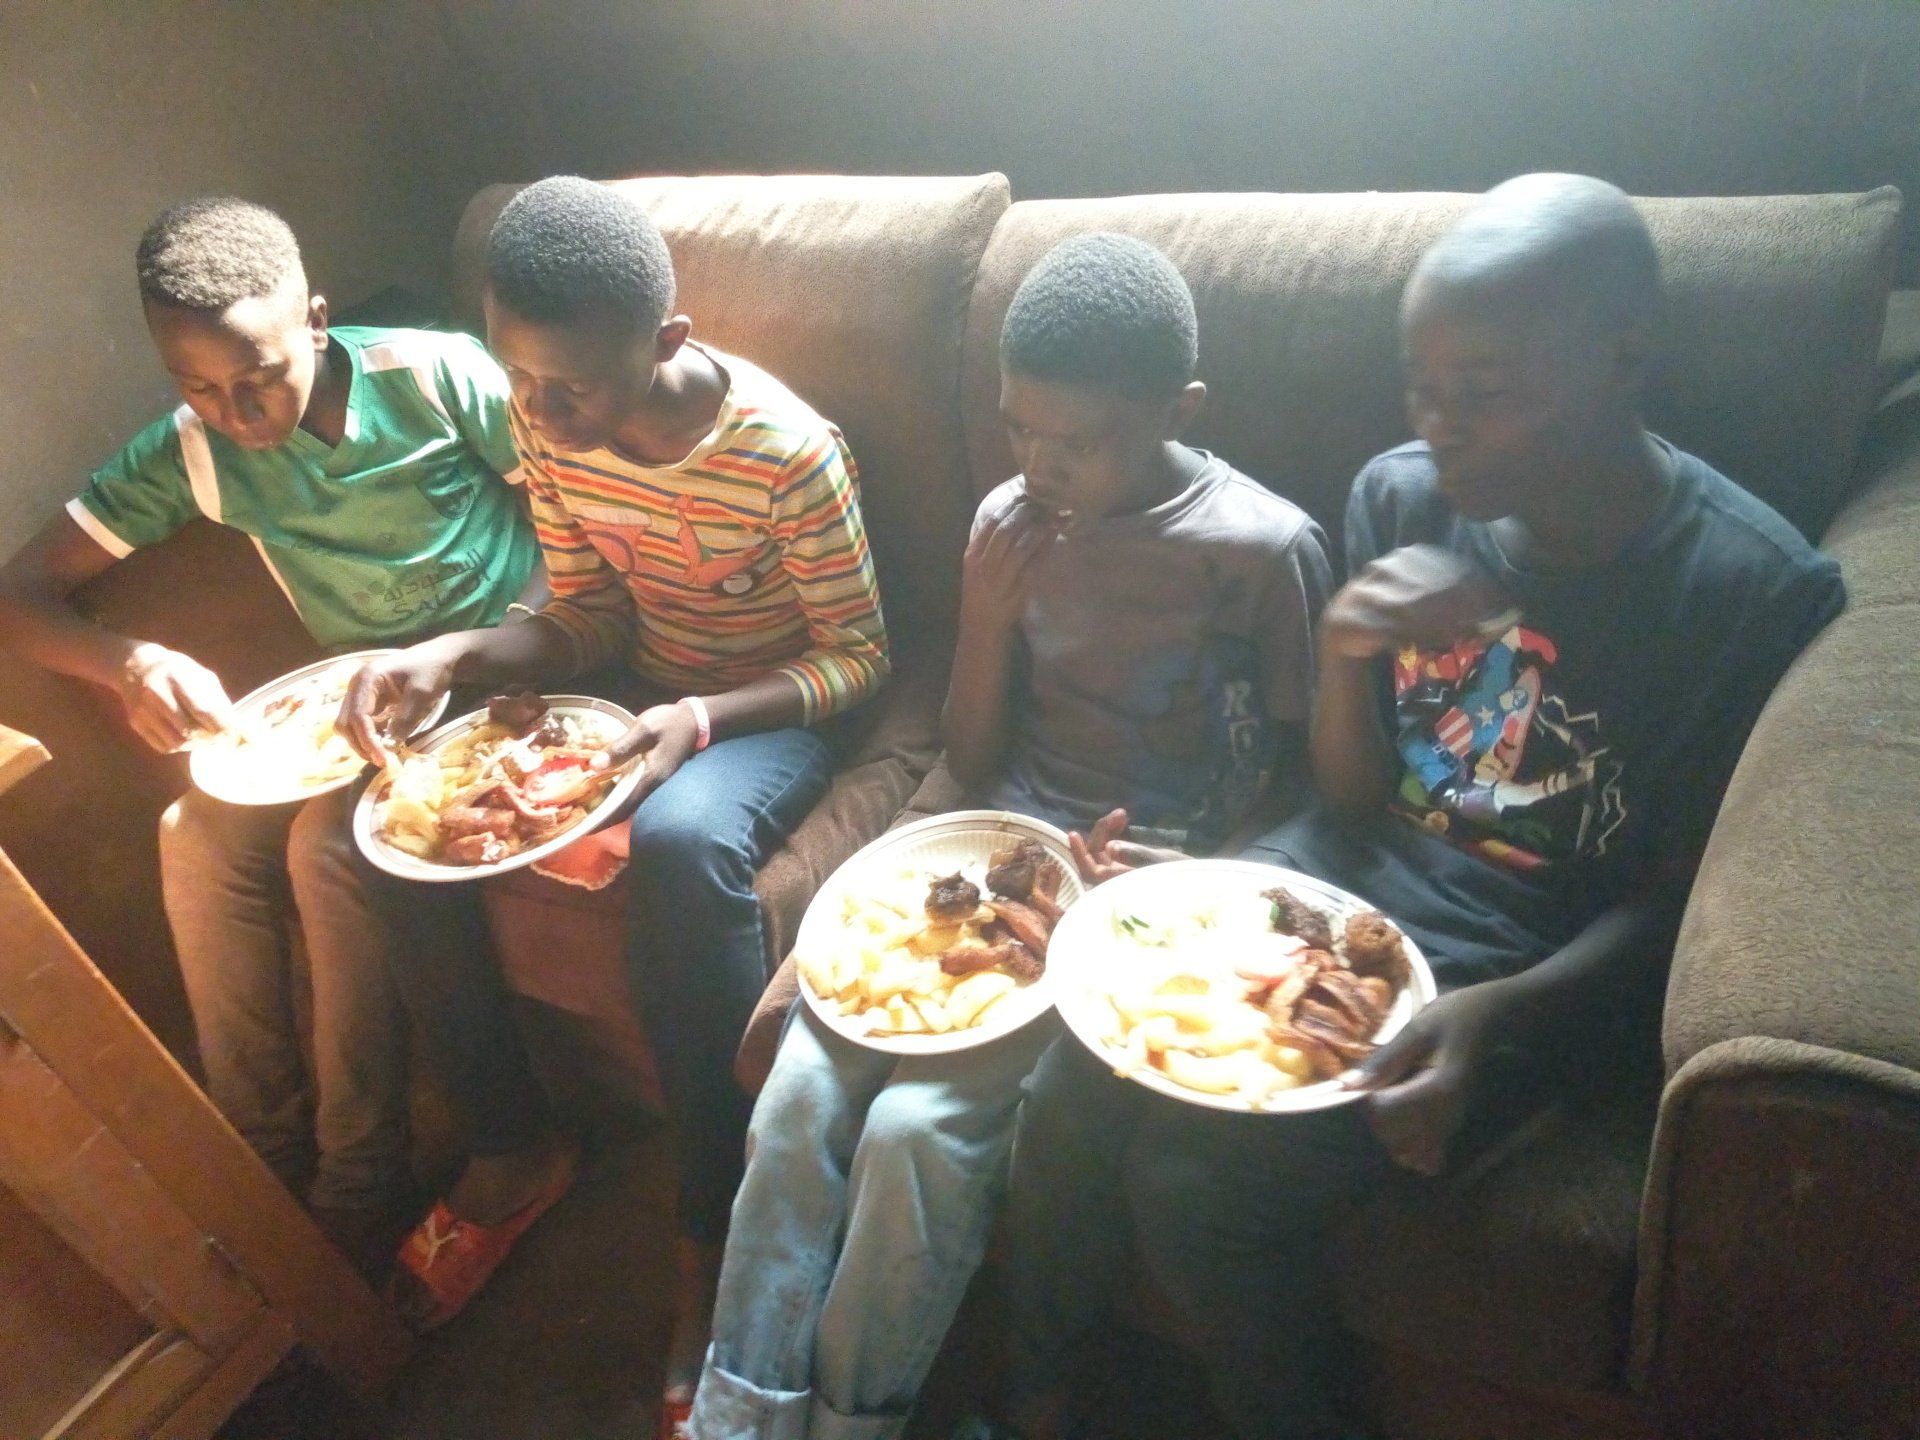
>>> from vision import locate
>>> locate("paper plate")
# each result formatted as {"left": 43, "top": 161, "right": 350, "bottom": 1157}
{"left": 352, "top": 695, "right": 644, "bottom": 883}
{"left": 189, "top": 650, "right": 449, "bottom": 807}
{"left": 1047, "top": 858, "right": 1437, "bottom": 1113}
{"left": 793, "top": 809, "right": 1084, "bottom": 1056}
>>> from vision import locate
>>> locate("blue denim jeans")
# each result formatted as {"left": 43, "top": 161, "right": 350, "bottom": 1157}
{"left": 1004, "top": 1018, "right": 1387, "bottom": 1440}
{"left": 378, "top": 725, "right": 831, "bottom": 1241}
{"left": 624, "top": 725, "right": 833, "bottom": 1240}
{"left": 691, "top": 1003, "right": 1062, "bottom": 1440}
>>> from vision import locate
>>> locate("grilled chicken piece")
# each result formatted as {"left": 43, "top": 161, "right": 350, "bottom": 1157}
{"left": 444, "top": 831, "right": 512, "bottom": 865}
{"left": 925, "top": 873, "right": 983, "bottom": 924}
{"left": 1025, "top": 888, "right": 1065, "bottom": 926}
{"left": 986, "top": 897, "right": 1054, "bottom": 957}
{"left": 1311, "top": 969, "right": 1394, "bottom": 1034}
{"left": 940, "top": 940, "right": 1020, "bottom": 977}
{"left": 438, "top": 803, "right": 517, "bottom": 840}
{"left": 1263, "top": 887, "right": 1334, "bottom": 950}
{"left": 1000, "top": 942, "right": 1044, "bottom": 983}
{"left": 1258, "top": 950, "right": 1332, "bottom": 1017}
{"left": 1289, "top": 1011, "right": 1377, "bottom": 1065}
{"left": 985, "top": 840, "right": 1042, "bottom": 899}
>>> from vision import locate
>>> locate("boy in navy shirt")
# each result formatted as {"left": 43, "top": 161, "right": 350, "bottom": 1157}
{"left": 977, "top": 175, "right": 1846, "bottom": 1440}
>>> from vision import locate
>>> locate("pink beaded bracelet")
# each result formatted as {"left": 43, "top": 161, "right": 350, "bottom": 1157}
{"left": 680, "top": 695, "right": 712, "bottom": 752}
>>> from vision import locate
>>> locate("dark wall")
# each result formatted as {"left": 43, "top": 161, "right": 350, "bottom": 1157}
{"left": 0, "top": 1, "right": 502, "bottom": 563}
{"left": 446, "top": 0, "right": 1920, "bottom": 272}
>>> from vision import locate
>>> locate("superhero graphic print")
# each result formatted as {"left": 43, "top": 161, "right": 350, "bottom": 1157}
{"left": 1390, "top": 622, "right": 1625, "bottom": 870}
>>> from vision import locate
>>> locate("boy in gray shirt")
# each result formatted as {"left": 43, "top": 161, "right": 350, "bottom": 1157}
{"left": 685, "top": 235, "right": 1331, "bottom": 1440}
{"left": 968, "top": 435, "right": 1328, "bottom": 850}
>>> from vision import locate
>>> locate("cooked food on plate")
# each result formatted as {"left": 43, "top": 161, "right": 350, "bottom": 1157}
{"left": 798, "top": 839, "right": 1066, "bottom": 1037}
{"left": 1096, "top": 882, "right": 1413, "bottom": 1105}
{"left": 197, "top": 661, "right": 365, "bottom": 793}
{"left": 372, "top": 689, "right": 629, "bottom": 866}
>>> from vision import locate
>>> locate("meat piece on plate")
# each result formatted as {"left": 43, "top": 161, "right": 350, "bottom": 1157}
{"left": 986, "top": 897, "right": 1054, "bottom": 957}
{"left": 925, "top": 873, "right": 983, "bottom": 923}
{"left": 1313, "top": 969, "right": 1394, "bottom": 1034}
{"left": 940, "top": 940, "right": 1020, "bottom": 977}
{"left": 438, "top": 804, "right": 517, "bottom": 840}
{"left": 1025, "top": 888, "right": 1065, "bottom": 926}
{"left": 986, "top": 840, "right": 1046, "bottom": 900}
{"left": 1000, "top": 942, "right": 1044, "bottom": 983}
{"left": 444, "top": 831, "right": 512, "bottom": 865}
{"left": 1290, "top": 1010, "right": 1377, "bottom": 1064}
{"left": 1259, "top": 949, "right": 1333, "bottom": 1018}
{"left": 1263, "top": 887, "right": 1334, "bottom": 950}
{"left": 1344, "top": 911, "right": 1410, "bottom": 986}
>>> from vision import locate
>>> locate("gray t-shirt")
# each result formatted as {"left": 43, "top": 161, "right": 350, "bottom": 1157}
{"left": 978, "top": 453, "right": 1334, "bottom": 849}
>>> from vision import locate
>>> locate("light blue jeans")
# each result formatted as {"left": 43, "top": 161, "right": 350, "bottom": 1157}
{"left": 690, "top": 1001, "right": 1061, "bottom": 1440}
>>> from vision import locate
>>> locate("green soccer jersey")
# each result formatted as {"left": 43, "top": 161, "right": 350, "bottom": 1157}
{"left": 68, "top": 326, "right": 538, "bottom": 649}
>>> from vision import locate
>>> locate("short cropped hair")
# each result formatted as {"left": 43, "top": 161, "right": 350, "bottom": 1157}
{"left": 486, "top": 176, "right": 676, "bottom": 333}
{"left": 1001, "top": 233, "right": 1198, "bottom": 396}
{"left": 1411, "top": 173, "right": 1661, "bottom": 335}
{"left": 136, "top": 198, "right": 304, "bottom": 312}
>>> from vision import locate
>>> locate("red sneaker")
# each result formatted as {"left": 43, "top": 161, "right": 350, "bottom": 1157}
{"left": 388, "top": 1144, "right": 579, "bottom": 1330}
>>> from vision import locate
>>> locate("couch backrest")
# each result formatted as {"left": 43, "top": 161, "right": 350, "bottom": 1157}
{"left": 960, "top": 189, "right": 1902, "bottom": 550}
{"left": 452, "top": 173, "right": 1012, "bottom": 655}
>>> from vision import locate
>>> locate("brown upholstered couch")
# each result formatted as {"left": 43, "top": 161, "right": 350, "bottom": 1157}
{"left": 5, "top": 174, "right": 1917, "bottom": 1438}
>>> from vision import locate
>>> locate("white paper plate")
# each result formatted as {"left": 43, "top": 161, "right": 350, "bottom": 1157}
{"left": 1047, "top": 858, "right": 1437, "bottom": 1113}
{"left": 351, "top": 695, "right": 644, "bottom": 883}
{"left": 793, "top": 809, "right": 1084, "bottom": 1056}
{"left": 189, "top": 650, "right": 450, "bottom": 807}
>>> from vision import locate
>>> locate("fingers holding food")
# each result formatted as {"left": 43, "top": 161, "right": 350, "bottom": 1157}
{"left": 120, "top": 643, "right": 235, "bottom": 753}
{"left": 486, "top": 687, "right": 550, "bottom": 734}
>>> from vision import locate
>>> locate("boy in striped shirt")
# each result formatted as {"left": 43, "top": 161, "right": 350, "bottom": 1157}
{"left": 344, "top": 179, "right": 889, "bottom": 1348}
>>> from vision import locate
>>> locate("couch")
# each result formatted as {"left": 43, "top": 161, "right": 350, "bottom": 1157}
{"left": 5, "top": 172, "right": 1915, "bottom": 1438}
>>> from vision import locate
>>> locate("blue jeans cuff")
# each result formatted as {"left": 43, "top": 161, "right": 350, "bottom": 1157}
{"left": 689, "top": 1358, "right": 812, "bottom": 1440}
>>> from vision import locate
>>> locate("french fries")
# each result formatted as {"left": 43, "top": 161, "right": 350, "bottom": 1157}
{"left": 1094, "top": 889, "right": 1406, "bottom": 1107}
{"left": 797, "top": 869, "right": 1033, "bottom": 1038}
{"left": 1099, "top": 970, "right": 1316, "bottom": 1105}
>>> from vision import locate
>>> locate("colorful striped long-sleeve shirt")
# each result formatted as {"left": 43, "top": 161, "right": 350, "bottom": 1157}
{"left": 515, "top": 345, "right": 890, "bottom": 721}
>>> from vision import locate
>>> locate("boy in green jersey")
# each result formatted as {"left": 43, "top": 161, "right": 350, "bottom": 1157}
{"left": 0, "top": 198, "right": 541, "bottom": 1273}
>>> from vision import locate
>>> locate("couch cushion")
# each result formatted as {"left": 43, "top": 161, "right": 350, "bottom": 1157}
{"left": 961, "top": 189, "right": 1901, "bottom": 542}
{"left": 1334, "top": 1082, "right": 1656, "bottom": 1393}
{"left": 453, "top": 173, "right": 1011, "bottom": 650}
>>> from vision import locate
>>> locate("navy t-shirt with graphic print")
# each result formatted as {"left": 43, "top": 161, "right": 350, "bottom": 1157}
{"left": 1248, "top": 437, "right": 1845, "bottom": 988}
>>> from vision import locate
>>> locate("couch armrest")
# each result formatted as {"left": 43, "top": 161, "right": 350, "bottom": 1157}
{"left": 1663, "top": 405, "right": 1920, "bottom": 1079}
{"left": 1633, "top": 407, "right": 1920, "bottom": 1432}
{"left": 1632, "top": 1040, "right": 1920, "bottom": 1435}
